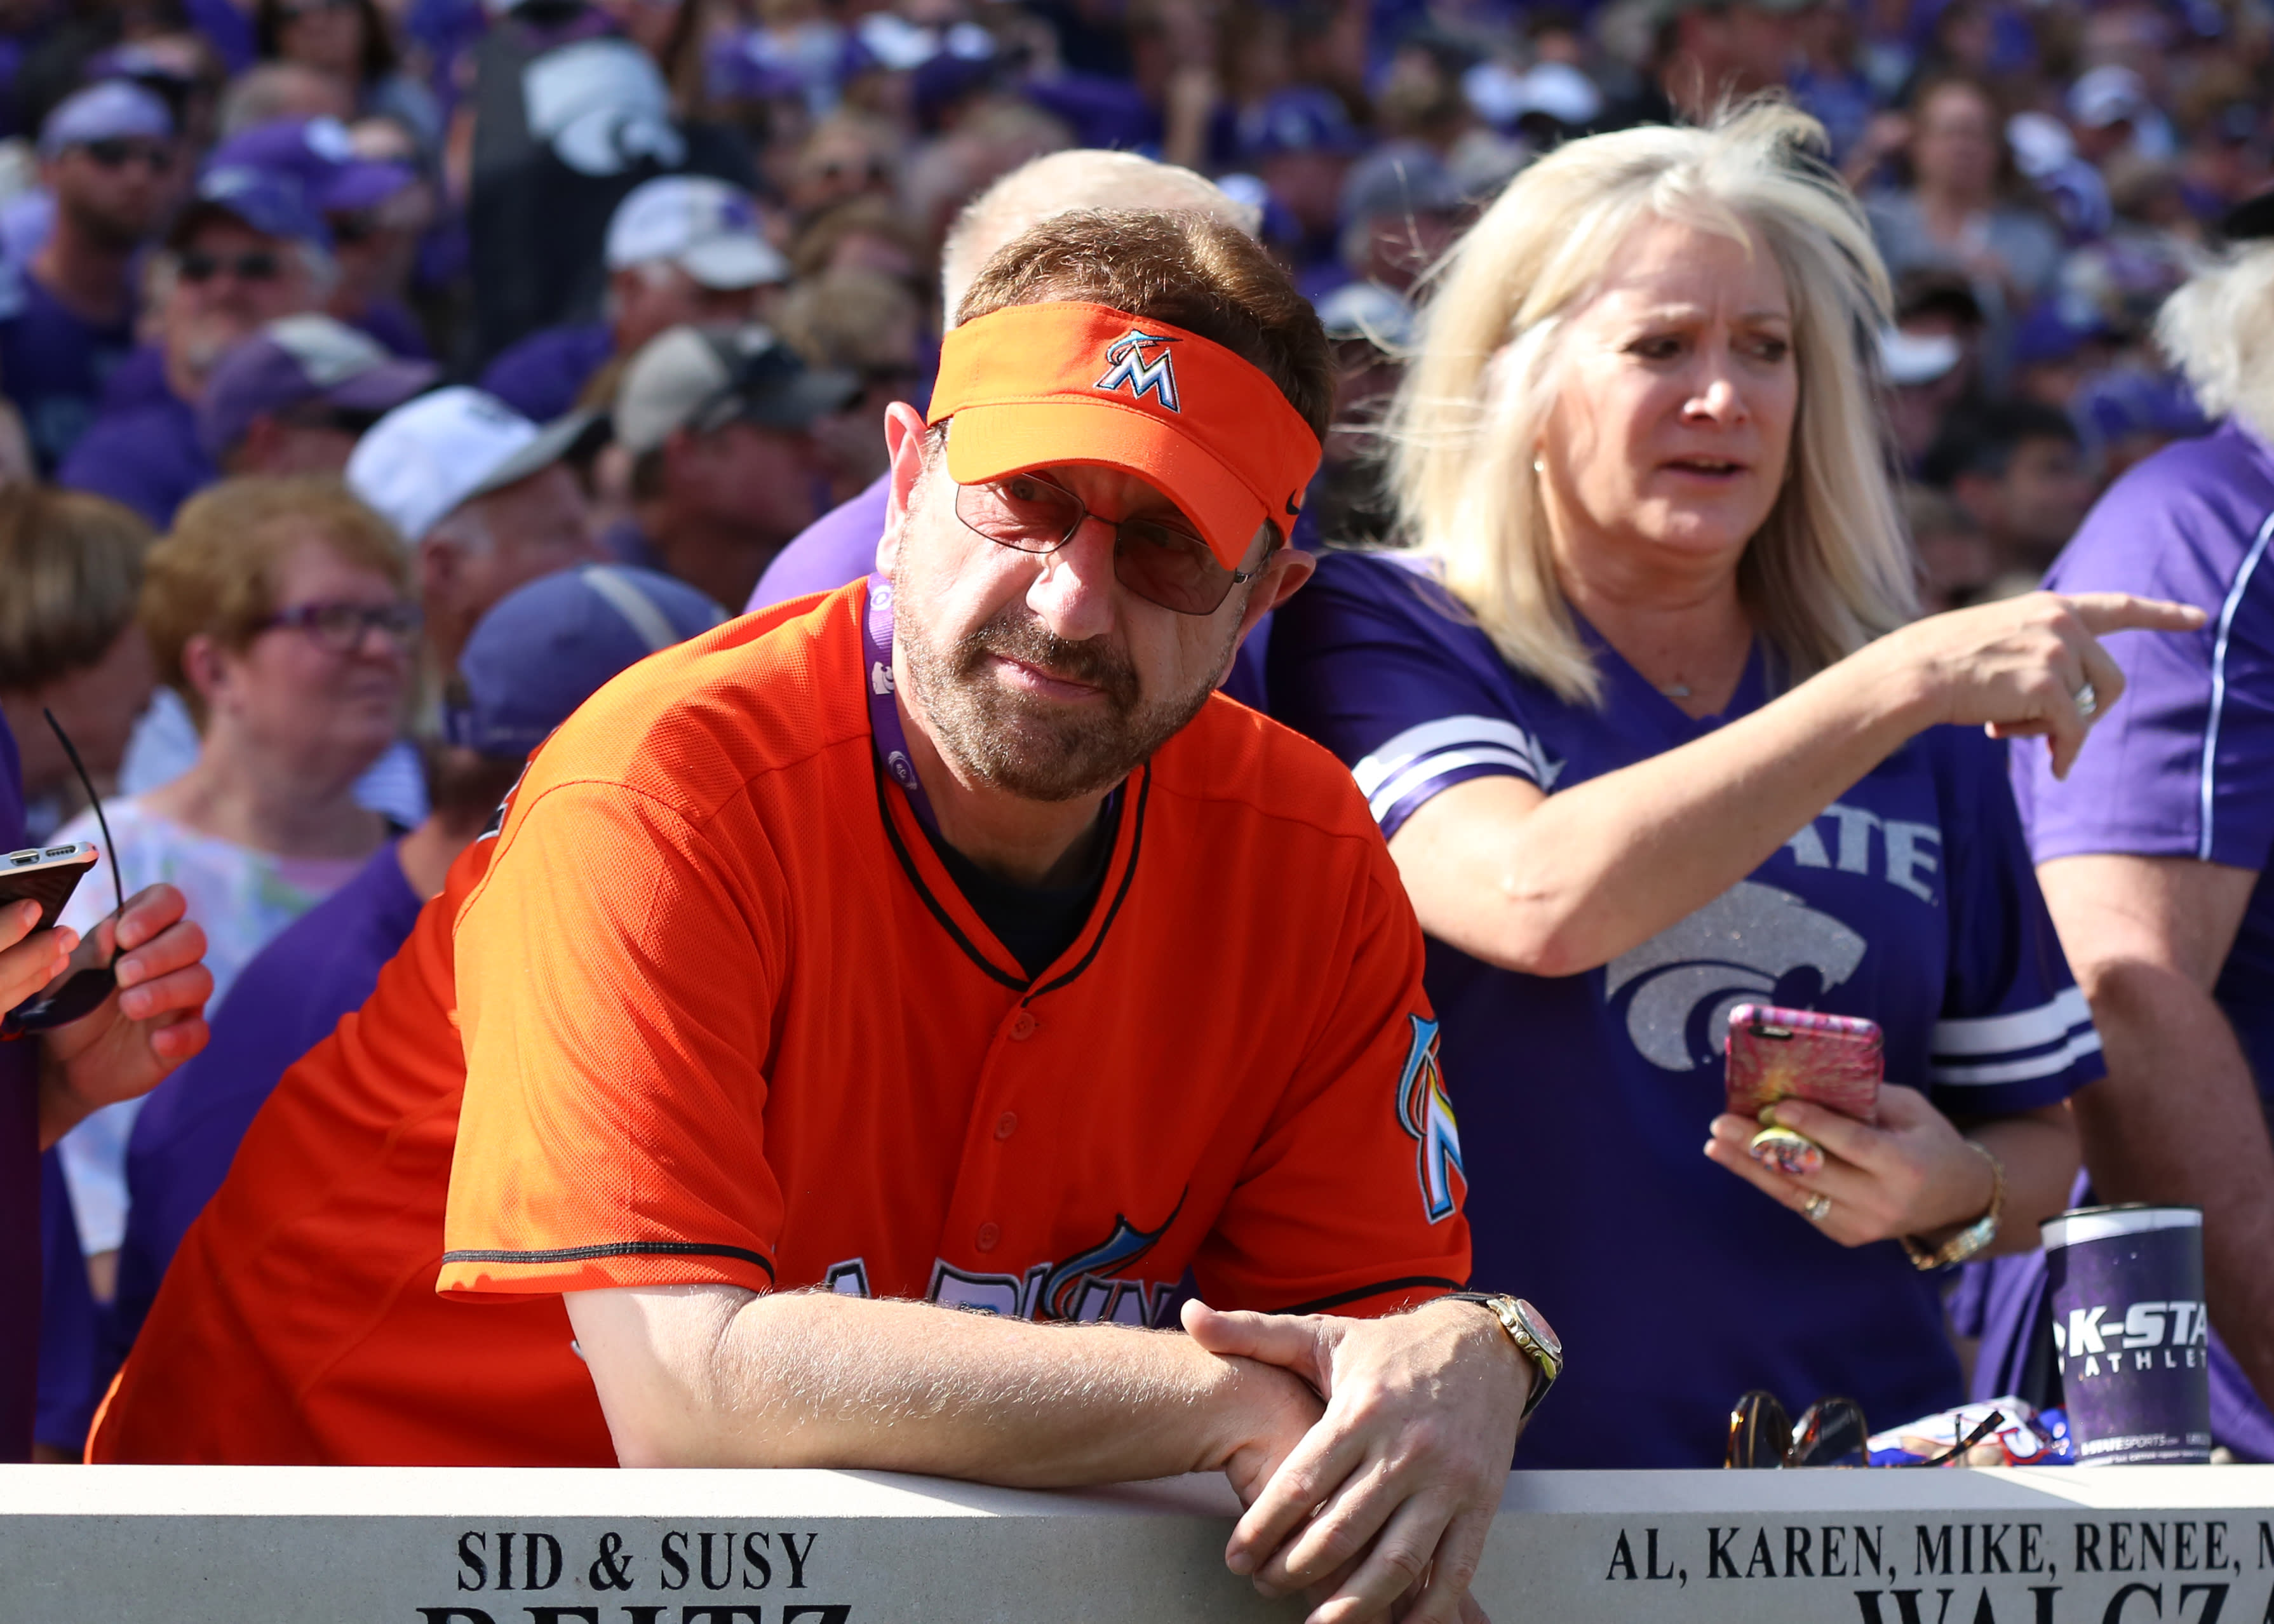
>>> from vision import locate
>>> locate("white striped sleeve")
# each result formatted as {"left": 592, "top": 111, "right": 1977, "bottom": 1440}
{"left": 1350, "top": 715, "right": 1548, "bottom": 828}
{"left": 1928, "top": 986, "right": 2101, "bottom": 1087}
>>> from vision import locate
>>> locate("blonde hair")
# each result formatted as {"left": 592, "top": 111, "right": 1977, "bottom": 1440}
{"left": 1388, "top": 100, "right": 1918, "bottom": 705}
{"left": 2156, "top": 239, "right": 2274, "bottom": 445}
{"left": 142, "top": 475, "right": 408, "bottom": 727}
{"left": 0, "top": 487, "right": 154, "bottom": 692}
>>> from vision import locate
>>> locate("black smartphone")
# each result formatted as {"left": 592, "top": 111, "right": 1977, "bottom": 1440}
{"left": 0, "top": 842, "right": 99, "bottom": 936}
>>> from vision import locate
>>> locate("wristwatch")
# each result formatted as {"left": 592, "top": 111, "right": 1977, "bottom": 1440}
{"left": 1448, "top": 1292, "right": 1561, "bottom": 1421}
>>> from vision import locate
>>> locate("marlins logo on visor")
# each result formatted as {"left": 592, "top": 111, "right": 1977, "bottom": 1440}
{"left": 1094, "top": 329, "right": 1182, "bottom": 412}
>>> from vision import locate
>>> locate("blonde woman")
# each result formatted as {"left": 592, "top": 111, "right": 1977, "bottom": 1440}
{"left": 1269, "top": 103, "right": 2201, "bottom": 1468}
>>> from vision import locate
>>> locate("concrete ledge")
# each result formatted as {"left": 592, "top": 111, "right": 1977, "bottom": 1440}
{"left": 3, "top": 1465, "right": 2272, "bottom": 1621}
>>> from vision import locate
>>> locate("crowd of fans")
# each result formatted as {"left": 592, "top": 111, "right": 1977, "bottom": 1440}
{"left": 0, "top": 0, "right": 2270, "bottom": 1538}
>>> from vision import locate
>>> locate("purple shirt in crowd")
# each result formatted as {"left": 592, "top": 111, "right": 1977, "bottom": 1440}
{"left": 1270, "top": 550, "right": 2102, "bottom": 1467}
{"left": 478, "top": 321, "right": 612, "bottom": 424}
{"left": 55, "top": 346, "right": 212, "bottom": 528}
{"left": 1960, "top": 419, "right": 2274, "bottom": 1461}
{"left": 748, "top": 471, "right": 1274, "bottom": 709}
{"left": 112, "top": 840, "right": 424, "bottom": 1355}
{"left": 0, "top": 262, "right": 136, "bottom": 474}
{"left": 0, "top": 715, "right": 35, "bottom": 1461}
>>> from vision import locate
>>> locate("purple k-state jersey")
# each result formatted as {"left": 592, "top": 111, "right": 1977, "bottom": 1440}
{"left": 1270, "top": 549, "right": 2102, "bottom": 1470}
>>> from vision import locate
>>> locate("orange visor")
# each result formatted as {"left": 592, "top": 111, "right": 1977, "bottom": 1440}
{"left": 927, "top": 301, "right": 1322, "bottom": 571}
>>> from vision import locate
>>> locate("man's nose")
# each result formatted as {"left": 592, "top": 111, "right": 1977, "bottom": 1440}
{"left": 1027, "top": 516, "right": 1119, "bottom": 643}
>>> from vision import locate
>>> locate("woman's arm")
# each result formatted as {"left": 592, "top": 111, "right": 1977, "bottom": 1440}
{"left": 1389, "top": 593, "right": 2200, "bottom": 977}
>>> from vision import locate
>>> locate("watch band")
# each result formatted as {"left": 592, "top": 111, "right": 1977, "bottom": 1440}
{"left": 1446, "top": 1292, "right": 1560, "bottom": 1421}
{"left": 1901, "top": 1141, "right": 2007, "bottom": 1271}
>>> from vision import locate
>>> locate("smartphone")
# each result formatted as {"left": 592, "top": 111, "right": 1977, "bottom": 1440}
{"left": 0, "top": 842, "right": 98, "bottom": 937}
{"left": 1725, "top": 1004, "right": 1883, "bottom": 1178}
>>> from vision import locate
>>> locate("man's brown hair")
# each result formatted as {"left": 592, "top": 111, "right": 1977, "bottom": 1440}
{"left": 953, "top": 208, "right": 1334, "bottom": 440}
{"left": 0, "top": 486, "right": 154, "bottom": 693}
{"left": 143, "top": 475, "right": 410, "bottom": 727}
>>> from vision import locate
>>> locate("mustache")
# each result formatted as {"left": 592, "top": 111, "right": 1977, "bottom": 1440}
{"left": 950, "top": 608, "right": 1140, "bottom": 709}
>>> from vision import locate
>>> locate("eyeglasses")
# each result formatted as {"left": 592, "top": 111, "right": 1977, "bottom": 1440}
{"left": 177, "top": 249, "right": 283, "bottom": 285}
{"left": 1727, "top": 1390, "right": 2004, "bottom": 1469}
{"left": 81, "top": 139, "right": 172, "bottom": 173}
{"left": 954, "top": 474, "right": 1270, "bottom": 617}
{"left": 259, "top": 600, "right": 423, "bottom": 654}
{"left": 6, "top": 712, "right": 126, "bottom": 1034}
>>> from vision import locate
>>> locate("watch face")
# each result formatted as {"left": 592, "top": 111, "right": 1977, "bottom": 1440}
{"left": 1513, "top": 1298, "right": 1561, "bottom": 1362}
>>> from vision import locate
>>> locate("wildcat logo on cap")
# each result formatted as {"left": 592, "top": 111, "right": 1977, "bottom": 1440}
{"left": 1094, "top": 329, "right": 1182, "bottom": 413}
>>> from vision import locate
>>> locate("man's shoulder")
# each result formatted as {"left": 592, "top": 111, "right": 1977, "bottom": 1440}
{"left": 2055, "top": 424, "right": 2274, "bottom": 597}
{"left": 510, "top": 584, "right": 871, "bottom": 830}
{"left": 1152, "top": 693, "right": 1389, "bottom": 856}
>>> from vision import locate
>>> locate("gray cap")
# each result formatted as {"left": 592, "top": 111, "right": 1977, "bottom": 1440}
{"left": 615, "top": 325, "right": 861, "bottom": 457}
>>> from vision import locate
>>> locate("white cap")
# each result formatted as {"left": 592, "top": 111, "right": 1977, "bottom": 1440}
{"left": 2005, "top": 111, "right": 2075, "bottom": 180}
{"left": 1880, "top": 328, "right": 1961, "bottom": 387}
{"left": 347, "top": 386, "right": 589, "bottom": 543}
{"left": 604, "top": 176, "right": 790, "bottom": 290}
{"left": 2069, "top": 66, "right": 2147, "bottom": 131}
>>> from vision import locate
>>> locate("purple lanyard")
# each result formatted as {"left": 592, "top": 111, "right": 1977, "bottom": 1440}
{"left": 863, "top": 574, "right": 943, "bottom": 838}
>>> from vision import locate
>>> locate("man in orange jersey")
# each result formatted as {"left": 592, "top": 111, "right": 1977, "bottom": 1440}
{"left": 98, "top": 208, "right": 1553, "bottom": 1624}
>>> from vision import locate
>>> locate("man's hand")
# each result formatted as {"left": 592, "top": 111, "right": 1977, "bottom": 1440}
{"left": 1184, "top": 1298, "right": 1526, "bottom": 1624}
{"left": 37, "top": 882, "right": 210, "bottom": 1148}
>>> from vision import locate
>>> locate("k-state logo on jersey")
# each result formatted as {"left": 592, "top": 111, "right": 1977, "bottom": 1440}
{"left": 1603, "top": 881, "right": 1867, "bottom": 1071}
{"left": 1094, "top": 329, "right": 1182, "bottom": 412}
{"left": 1396, "top": 1014, "right": 1464, "bottom": 1223}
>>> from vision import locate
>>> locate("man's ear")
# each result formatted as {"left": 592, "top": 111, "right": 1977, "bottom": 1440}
{"left": 417, "top": 531, "right": 460, "bottom": 607}
{"left": 873, "top": 401, "right": 933, "bottom": 575}
{"left": 1218, "top": 544, "right": 1315, "bottom": 686}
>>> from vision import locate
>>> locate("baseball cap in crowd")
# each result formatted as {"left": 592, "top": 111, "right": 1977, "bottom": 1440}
{"left": 210, "top": 117, "right": 419, "bottom": 217}
{"left": 1879, "top": 328, "right": 1961, "bottom": 387}
{"left": 2069, "top": 67, "right": 2148, "bottom": 131}
{"left": 927, "top": 300, "right": 1324, "bottom": 574}
{"left": 198, "top": 314, "right": 440, "bottom": 461}
{"left": 615, "top": 325, "right": 860, "bottom": 455}
{"left": 605, "top": 176, "right": 790, "bottom": 290}
{"left": 1237, "top": 87, "right": 1365, "bottom": 166}
{"left": 1316, "top": 281, "right": 1415, "bottom": 349}
{"left": 167, "top": 163, "right": 331, "bottom": 251}
{"left": 37, "top": 80, "right": 173, "bottom": 158}
{"left": 1342, "top": 142, "right": 1465, "bottom": 225}
{"left": 443, "top": 565, "right": 724, "bottom": 758}
{"left": 347, "top": 387, "right": 597, "bottom": 542}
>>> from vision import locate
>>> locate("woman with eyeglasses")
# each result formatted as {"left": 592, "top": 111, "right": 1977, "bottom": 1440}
{"left": 1269, "top": 105, "right": 2202, "bottom": 1468}
{"left": 255, "top": 0, "right": 442, "bottom": 154}
{"left": 46, "top": 474, "right": 415, "bottom": 1312}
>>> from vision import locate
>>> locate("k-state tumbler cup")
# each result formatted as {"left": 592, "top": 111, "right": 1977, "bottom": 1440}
{"left": 2042, "top": 1204, "right": 2212, "bottom": 1466}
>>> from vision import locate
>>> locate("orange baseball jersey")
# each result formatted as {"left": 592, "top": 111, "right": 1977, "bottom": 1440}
{"left": 95, "top": 582, "right": 1468, "bottom": 1465}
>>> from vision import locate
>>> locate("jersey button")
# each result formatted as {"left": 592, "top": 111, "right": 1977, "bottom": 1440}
{"left": 975, "top": 1221, "right": 1000, "bottom": 1252}
{"left": 1009, "top": 1011, "right": 1039, "bottom": 1041}
{"left": 994, "top": 1111, "right": 1018, "bottom": 1140}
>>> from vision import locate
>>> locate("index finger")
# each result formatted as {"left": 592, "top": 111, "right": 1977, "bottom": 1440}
{"left": 2062, "top": 593, "right": 2208, "bottom": 636}
{"left": 111, "top": 882, "right": 189, "bottom": 953}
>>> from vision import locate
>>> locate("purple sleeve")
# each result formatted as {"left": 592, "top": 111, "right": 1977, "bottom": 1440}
{"left": 2015, "top": 433, "right": 2274, "bottom": 873}
{"left": 746, "top": 474, "right": 892, "bottom": 612}
{"left": 0, "top": 715, "right": 34, "bottom": 1461}
{"left": 1268, "top": 553, "right": 1547, "bottom": 840}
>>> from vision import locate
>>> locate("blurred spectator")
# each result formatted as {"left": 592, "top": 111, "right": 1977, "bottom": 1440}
{"left": 611, "top": 323, "right": 854, "bottom": 610}
{"left": 111, "top": 561, "right": 721, "bottom": 1359}
{"left": 50, "top": 474, "right": 414, "bottom": 1315}
{"left": 0, "top": 486, "right": 156, "bottom": 842}
{"left": 1866, "top": 76, "right": 2062, "bottom": 333}
{"left": 1307, "top": 278, "right": 1411, "bottom": 549}
{"left": 217, "top": 61, "right": 355, "bottom": 134}
{"left": 788, "top": 191, "right": 929, "bottom": 295}
{"left": 57, "top": 164, "right": 335, "bottom": 527}
{"left": 1881, "top": 325, "right": 1967, "bottom": 469}
{"left": 1601, "top": 0, "right": 1807, "bottom": 128}
{"left": 1923, "top": 400, "right": 2092, "bottom": 589}
{"left": 1903, "top": 483, "right": 1993, "bottom": 613}
{"left": 346, "top": 386, "right": 605, "bottom": 671}
{"left": 198, "top": 313, "right": 438, "bottom": 476}
{"left": 783, "top": 109, "right": 901, "bottom": 222}
{"left": 1330, "top": 142, "right": 1465, "bottom": 300}
{"left": 253, "top": 0, "right": 441, "bottom": 154}
{"left": 1235, "top": 86, "right": 1363, "bottom": 287}
{"left": 0, "top": 83, "right": 180, "bottom": 473}
{"left": 777, "top": 267, "right": 924, "bottom": 502}
{"left": 481, "top": 175, "right": 788, "bottom": 424}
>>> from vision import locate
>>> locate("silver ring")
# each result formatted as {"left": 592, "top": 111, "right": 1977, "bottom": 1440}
{"left": 1802, "top": 1193, "right": 1832, "bottom": 1223}
{"left": 2075, "top": 681, "right": 2098, "bottom": 721}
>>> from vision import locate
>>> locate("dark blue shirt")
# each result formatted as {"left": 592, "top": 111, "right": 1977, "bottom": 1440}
{"left": 478, "top": 320, "right": 612, "bottom": 423}
{"left": 1270, "top": 550, "right": 2101, "bottom": 1468}
{"left": 55, "top": 346, "right": 213, "bottom": 528}
{"left": 112, "top": 841, "right": 424, "bottom": 1353}
{"left": 0, "top": 715, "right": 34, "bottom": 1461}
{"left": 0, "top": 262, "right": 137, "bottom": 474}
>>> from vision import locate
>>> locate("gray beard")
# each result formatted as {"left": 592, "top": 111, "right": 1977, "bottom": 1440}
{"left": 892, "top": 574, "right": 1230, "bottom": 803}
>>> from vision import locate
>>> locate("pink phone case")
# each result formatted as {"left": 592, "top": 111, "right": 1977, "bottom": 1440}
{"left": 1723, "top": 1003, "right": 1883, "bottom": 1122}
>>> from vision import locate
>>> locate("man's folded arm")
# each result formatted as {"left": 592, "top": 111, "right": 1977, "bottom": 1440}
{"left": 564, "top": 1281, "right": 1324, "bottom": 1490}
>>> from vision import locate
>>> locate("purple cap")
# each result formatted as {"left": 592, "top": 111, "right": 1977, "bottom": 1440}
{"left": 443, "top": 565, "right": 724, "bottom": 758}
{"left": 198, "top": 314, "right": 440, "bottom": 461}
{"left": 209, "top": 117, "right": 417, "bottom": 217}
{"left": 37, "top": 81, "right": 173, "bottom": 157}
{"left": 168, "top": 163, "right": 332, "bottom": 250}
{"left": 1237, "top": 87, "right": 1364, "bottom": 164}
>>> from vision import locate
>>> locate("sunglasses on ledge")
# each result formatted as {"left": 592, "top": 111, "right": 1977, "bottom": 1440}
{"left": 5, "top": 711, "right": 127, "bottom": 1034}
{"left": 1726, "top": 1390, "right": 2003, "bottom": 1470}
